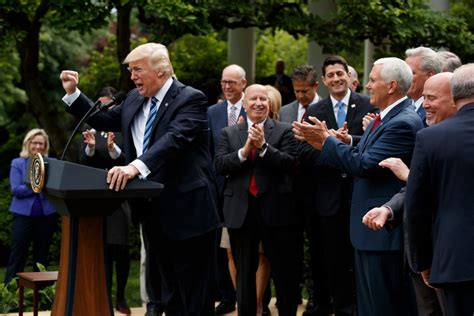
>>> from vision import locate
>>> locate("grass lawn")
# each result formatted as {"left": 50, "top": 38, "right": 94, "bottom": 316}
{"left": 0, "top": 260, "right": 143, "bottom": 310}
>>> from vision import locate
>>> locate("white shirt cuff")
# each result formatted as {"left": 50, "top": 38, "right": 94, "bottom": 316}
{"left": 62, "top": 89, "right": 81, "bottom": 106}
{"left": 130, "top": 159, "right": 151, "bottom": 179}
{"left": 84, "top": 145, "right": 95, "bottom": 157}
{"left": 108, "top": 144, "right": 121, "bottom": 159}
{"left": 238, "top": 149, "right": 247, "bottom": 163}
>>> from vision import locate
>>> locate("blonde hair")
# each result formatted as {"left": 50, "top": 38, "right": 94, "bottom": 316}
{"left": 123, "top": 43, "right": 174, "bottom": 77}
{"left": 265, "top": 85, "right": 282, "bottom": 120}
{"left": 20, "top": 128, "right": 50, "bottom": 158}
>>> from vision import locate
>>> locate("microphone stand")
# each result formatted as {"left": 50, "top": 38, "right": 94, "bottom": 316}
{"left": 60, "top": 99, "right": 101, "bottom": 160}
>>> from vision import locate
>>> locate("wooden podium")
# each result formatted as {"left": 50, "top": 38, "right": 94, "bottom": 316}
{"left": 37, "top": 159, "right": 163, "bottom": 316}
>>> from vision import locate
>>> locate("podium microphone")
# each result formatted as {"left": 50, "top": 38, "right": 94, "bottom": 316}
{"left": 60, "top": 92, "right": 126, "bottom": 160}
{"left": 90, "top": 91, "right": 127, "bottom": 116}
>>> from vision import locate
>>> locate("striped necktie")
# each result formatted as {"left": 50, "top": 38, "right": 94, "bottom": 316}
{"left": 228, "top": 105, "right": 238, "bottom": 126}
{"left": 143, "top": 96, "right": 158, "bottom": 153}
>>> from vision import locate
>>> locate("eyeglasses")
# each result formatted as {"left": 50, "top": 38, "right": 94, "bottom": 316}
{"left": 220, "top": 80, "right": 239, "bottom": 86}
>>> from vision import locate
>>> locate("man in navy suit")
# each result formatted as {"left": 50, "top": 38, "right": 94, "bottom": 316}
{"left": 60, "top": 43, "right": 219, "bottom": 316}
{"left": 208, "top": 64, "right": 247, "bottom": 315}
{"left": 406, "top": 64, "right": 474, "bottom": 316}
{"left": 296, "top": 55, "right": 376, "bottom": 316}
{"left": 293, "top": 57, "right": 424, "bottom": 316}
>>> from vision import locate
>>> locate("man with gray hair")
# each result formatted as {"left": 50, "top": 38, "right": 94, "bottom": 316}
{"left": 405, "top": 46, "right": 443, "bottom": 122}
{"left": 406, "top": 63, "right": 474, "bottom": 316}
{"left": 437, "top": 50, "right": 462, "bottom": 72}
{"left": 60, "top": 42, "right": 219, "bottom": 316}
{"left": 293, "top": 57, "right": 424, "bottom": 316}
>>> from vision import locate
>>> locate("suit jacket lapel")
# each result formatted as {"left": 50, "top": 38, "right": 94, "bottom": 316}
{"left": 238, "top": 122, "right": 248, "bottom": 147}
{"left": 154, "top": 80, "right": 178, "bottom": 127}
{"left": 263, "top": 118, "right": 274, "bottom": 142}
{"left": 322, "top": 100, "right": 338, "bottom": 129}
{"left": 359, "top": 99, "right": 409, "bottom": 152}
{"left": 345, "top": 92, "right": 358, "bottom": 131}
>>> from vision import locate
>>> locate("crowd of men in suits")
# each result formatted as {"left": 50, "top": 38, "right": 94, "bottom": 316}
{"left": 60, "top": 43, "right": 473, "bottom": 316}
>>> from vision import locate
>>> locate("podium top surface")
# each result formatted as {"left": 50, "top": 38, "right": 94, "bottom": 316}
{"left": 43, "top": 159, "right": 163, "bottom": 199}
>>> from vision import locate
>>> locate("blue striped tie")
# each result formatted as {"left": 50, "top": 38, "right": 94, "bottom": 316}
{"left": 143, "top": 96, "right": 158, "bottom": 153}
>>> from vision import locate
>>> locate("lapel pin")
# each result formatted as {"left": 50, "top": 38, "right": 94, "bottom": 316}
{"left": 351, "top": 104, "right": 356, "bottom": 108}
{"left": 165, "top": 102, "right": 169, "bottom": 107}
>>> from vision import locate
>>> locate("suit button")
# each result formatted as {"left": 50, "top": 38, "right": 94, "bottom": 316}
{"left": 341, "top": 173, "right": 347, "bottom": 178}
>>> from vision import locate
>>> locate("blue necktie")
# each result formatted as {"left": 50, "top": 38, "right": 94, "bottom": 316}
{"left": 336, "top": 101, "right": 346, "bottom": 128}
{"left": 143, "top": 96, "right": 158, "bottom": 153}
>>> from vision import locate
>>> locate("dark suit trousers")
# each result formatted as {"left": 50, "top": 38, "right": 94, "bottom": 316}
{"left": 308, "top": 212, "right": 355, "bottom": 315}
{"left": 354, "top": 249, "right": 412, "bottom": 316}
{"left": 229, "top": 196, "right": 302, "bottom": 316}
{"left": 441, "top": 281, "right": 474, "bottom": 316}
{"left": 143, "top": 219, "right": 216, "bottom": 316}
{"left": 4, "top": 213, "right": 57, "bottom": 284}
{"left": 215, "top": 227, "right": 236, "bottom": 303}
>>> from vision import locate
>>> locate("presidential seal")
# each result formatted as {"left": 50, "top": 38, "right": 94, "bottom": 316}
{"left": 30, "top": 153, "right": 45, "bottom": 193}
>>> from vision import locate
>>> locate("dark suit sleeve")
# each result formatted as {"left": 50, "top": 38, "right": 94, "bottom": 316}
{"left": 259, "top": 126, "right": 297, "bottom": 171}
{"left": 139, "top": 90, "right": 208, "bottom": 173}
{"left": 319, "top": 119, "right": 417, "bottom": 178}
{"left": 214, "top": 128, "right": 250, "bottom": 176}
{"left": 384, "top": 187, "right": 406, "bottom": 230}
{"left": 67, "top": 93, "right": 122, "bottom": 132}
{"left": 405, "top": 133, "right": 435, "bottom": 273}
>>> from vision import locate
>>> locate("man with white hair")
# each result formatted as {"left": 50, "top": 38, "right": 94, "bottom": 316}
{"left": 406, "top": 64, "right": 474, "bottom": 316}
{"left": 293, "top": 57, "right": 424, "bottom": 316}
{"left": 405, "top": 46, "right": 443, "bottom": 123}
{"left": 60, "top": 43, "right": 219, "bottom": 316}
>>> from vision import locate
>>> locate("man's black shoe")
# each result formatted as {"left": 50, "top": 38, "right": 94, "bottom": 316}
{"left": 215, "top": 301, "right": 236, "bottom": 315}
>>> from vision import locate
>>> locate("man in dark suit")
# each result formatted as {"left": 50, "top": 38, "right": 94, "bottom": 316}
{"left": 293, "top": 57, "right": 424, "bottom": 316}
{"left": 296, "top": 55, "right": 376, "bottom": 316}
{"left": 406, "top": 64, "right": 474, "bottom": 316}
{"left": 215, "top": 84, "right": 301, "bottom": 316}
{"left": 60, "top": 42, "right": 219, "bottom": 316}
{"left": 363, "top": 72, "right": 458, "bottom": 316}
{"left": 208, "top": 64, "right": 247, "bottom": 315}
{"left": 405, "top": 46, "right": 443, "bottom": 123}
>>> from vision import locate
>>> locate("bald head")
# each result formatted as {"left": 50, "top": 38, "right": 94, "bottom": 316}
{"left": 422, "top": 72, "right": 456, "bottom": 126}
{"left": 221, "top": 64, "right": 247, "bottom": 104}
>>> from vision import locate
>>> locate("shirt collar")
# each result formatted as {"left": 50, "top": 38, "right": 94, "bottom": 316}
{"left": 153, "top": 77, "right": 173, "bottom": 104}
{"left": 246, "top": 117, "right": 266, "bottom": 130}
{"left": 228, "top": 93, "right": 244, "bottom": 109}
{"left": 299, "top": 94, "right": 321, "bottom": 110}
{"left": 330, "top": 89, "right": 351, "bottom": 108}
{"left": 380, "top": 96, "right": 408, "bottom": 119}
{"left": 413, "top": 96, "right": 424, "bottom": 111}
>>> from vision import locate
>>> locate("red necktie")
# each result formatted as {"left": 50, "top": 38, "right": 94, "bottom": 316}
{"left": 371, "top": 115, "right": 381, "bottom": 132}
{"left": 301, "top": 106, "right": 308, "bottom": 123}
{"left": 248, "top": 147, "right": 259, "bottom": 197}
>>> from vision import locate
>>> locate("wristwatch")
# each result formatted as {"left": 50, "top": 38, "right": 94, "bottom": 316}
{"left": 261, "top": 142, "right": 268, "bottom": 151}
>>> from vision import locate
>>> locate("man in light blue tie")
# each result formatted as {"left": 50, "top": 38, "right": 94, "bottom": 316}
{"left": 295, "top": 55, "right": 376, "bottom": 316}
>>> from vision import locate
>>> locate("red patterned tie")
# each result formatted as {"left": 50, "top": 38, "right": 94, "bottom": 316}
{"left": 248, "top": 147, "right": 259, "bottom": 197}
{"left": 371, "top": 115, "right": 381, "bottom": 132}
